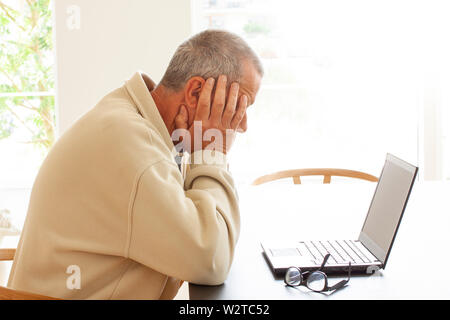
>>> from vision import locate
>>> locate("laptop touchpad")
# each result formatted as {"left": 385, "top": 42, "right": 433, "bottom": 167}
{"left": 271, "top": 248, "right": 300, "bottom": 257}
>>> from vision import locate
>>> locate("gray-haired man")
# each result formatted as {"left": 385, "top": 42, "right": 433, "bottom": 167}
{"left": 8, "top": 30, "right": 263, "bottom": 299}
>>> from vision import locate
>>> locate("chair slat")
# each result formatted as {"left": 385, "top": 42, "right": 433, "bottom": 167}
{"left": 0, "top": 286, "right": 60, "bottom": 300}
{"left": 253, "top": 168, "right": 378, "bottom": 186}
{"left": 0, "top": 249, "right": 15, "bottom": 261}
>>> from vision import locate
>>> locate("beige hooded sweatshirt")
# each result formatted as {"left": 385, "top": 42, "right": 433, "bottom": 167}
{"left": 7, "top": 72, "right": 240, "bottom": 299}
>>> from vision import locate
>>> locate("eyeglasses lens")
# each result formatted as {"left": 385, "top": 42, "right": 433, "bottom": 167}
{"left": 306, "top": 271, "right": 327, "bottom": 292}
{"left": 285, "top": 267, "right": 302, "bottom": 286}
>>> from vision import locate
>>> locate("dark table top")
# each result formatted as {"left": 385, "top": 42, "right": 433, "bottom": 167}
{"left": 189, "top": 182, "right": 450, "bottom": 299}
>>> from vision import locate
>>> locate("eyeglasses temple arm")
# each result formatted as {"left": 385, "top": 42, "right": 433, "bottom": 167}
{"left": 327, "top": 262, "right": 352, "bottom": 291}
{"left": 318, "top": 253, "right": 331, "bottom": 272}
{"left": 328, "top": 279, "right": 348, "bottom": 291}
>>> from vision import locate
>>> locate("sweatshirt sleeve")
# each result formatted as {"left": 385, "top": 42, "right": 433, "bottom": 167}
{"left": 127, "top": 150, "right": 240, "bottom": 285}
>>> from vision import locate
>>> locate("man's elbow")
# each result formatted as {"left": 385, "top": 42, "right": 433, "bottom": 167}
{"left": 189, "top": 252, "right": 233, "bottom": 286}
{"left": 187, "top": 222, "right": 239, "bottom": 285}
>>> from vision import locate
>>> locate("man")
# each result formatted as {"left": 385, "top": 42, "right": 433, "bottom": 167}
{"left": 8, "top": 30, "right": 263, "bottom": 299}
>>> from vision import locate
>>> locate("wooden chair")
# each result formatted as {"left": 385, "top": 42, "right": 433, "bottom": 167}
{"left": 0, "top": 248, "right": 60, "bottom": 300}
{"left": 252, "top": 168, "right": 378, "bottom": 186}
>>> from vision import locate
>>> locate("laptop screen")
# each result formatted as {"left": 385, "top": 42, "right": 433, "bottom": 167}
{"left": 358, "top": 154, "right": 417, "bottom": 266}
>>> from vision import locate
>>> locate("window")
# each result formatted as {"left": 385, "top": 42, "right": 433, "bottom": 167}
{"left": 193, "top": 0, "right": 450, "bottom": 185}
{"left": 0, "top": 0, "right": 55, "bottom": 228}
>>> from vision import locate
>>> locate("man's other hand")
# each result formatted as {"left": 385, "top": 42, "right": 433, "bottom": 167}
{"left": 174, "top": 75, "right": 248, "bottom": 155}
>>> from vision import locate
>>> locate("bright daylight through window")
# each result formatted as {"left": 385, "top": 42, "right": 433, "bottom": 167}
{"left": 194, "top": 0, "right": 450, "bottom": 185}
{"left": 1, "top": 0, "right": 450, "bottom": 231}
{"left": 0, "top": 0, "right": 54, "bottom": 228}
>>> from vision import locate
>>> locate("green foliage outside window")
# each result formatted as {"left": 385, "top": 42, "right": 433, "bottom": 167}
{"left": 243, "top": 20, "right": 270, "bottom": 36}
{"left": 0, "top": 0, "right": 55, "bottom": 151}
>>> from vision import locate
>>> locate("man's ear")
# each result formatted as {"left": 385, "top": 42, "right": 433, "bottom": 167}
{"left": 183, "top": 76, "right": 206, "bottom": 124}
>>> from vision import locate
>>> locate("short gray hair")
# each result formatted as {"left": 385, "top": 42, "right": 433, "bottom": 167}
{"left": 160, "top": 29, "right": 263, "bottom": 91}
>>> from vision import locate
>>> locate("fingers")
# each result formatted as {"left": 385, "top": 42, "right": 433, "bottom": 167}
{"left": 209, "top": 75, "right": 227, "bottom": 123}
{"left": 195, "top": 77, "right": 215, "bottom": 121}
{"left": 194, "top": 75, "right": 247, "bottom": 133}
{"left": 222, "top": 82, "right": 239, "bottom": 127}
{"left": 173, "top": 105, "right": 189, "bottom": 153}
{"left": 237, "top": 112, "right": 247, "bottom": 133}
{"left": 174, "top": 105, "right": 188, "bottom": 130}
{"left": 231, "top": 95, "right": 248, "bottom": 130}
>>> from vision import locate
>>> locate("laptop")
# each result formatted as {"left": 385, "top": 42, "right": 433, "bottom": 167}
{"left": 261, "top": 153, "right": 418, "bottom": 275}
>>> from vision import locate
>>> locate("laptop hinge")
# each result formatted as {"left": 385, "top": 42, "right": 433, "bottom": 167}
{"left": 358, "top": 232, "right": 386, "bottom": 265}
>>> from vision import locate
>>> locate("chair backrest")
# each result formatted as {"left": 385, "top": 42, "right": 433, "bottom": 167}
{"left": 0, "top": 249, "right": 15, "bottom": 261}
{"left": 252, "top": 168, "right": 378, "bottom": 186}
{"left": 0, "top": 285, "right": 60, "bottom": 300}
{"left": 0, "top": 248, "right": 60, "bottom": 300}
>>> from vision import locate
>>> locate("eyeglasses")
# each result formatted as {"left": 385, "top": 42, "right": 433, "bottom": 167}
{"left": 284, "top": 254, "right": 351, "bottom": 293}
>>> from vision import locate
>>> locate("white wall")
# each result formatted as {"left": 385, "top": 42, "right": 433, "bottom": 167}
{"left": 55, "top": 0, "right": 192, "bottom": 133}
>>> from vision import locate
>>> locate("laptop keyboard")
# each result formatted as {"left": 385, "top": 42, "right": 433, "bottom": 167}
{"left": 297, "top": 240, "right": 377, "bottom": 265}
